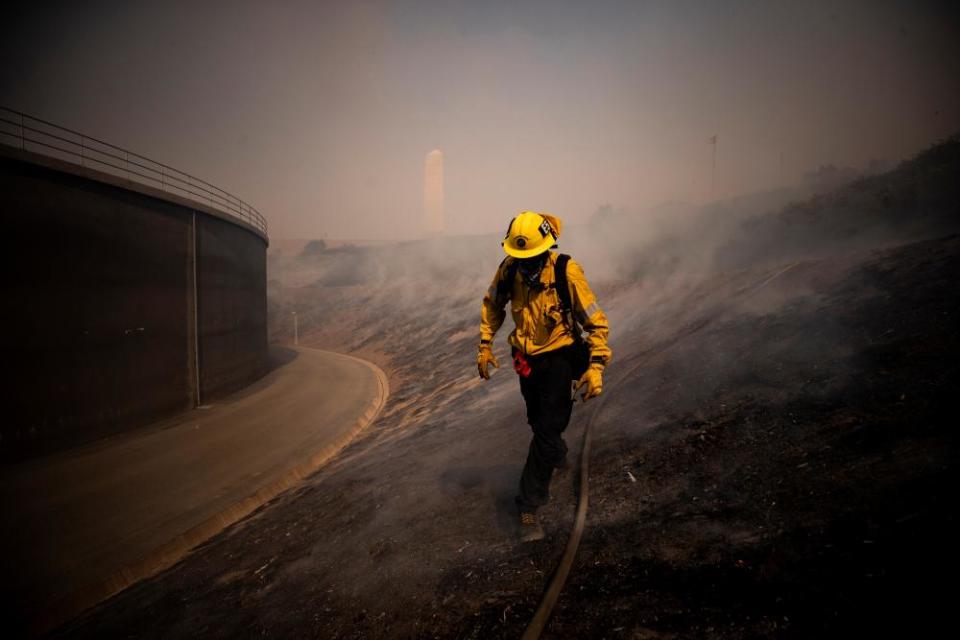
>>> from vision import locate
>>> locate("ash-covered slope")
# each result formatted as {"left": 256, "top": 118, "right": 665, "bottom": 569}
{"left": 515, "top": 235, "right": 959, "bottom": 639}
{"left": 716, "top": 133, "right": 960, "bottom": 269}
{"left": 60, "top": 138, "right": 958, "bottom": 638}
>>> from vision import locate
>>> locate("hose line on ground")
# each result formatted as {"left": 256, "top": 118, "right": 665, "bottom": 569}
{"left": 521, "top": 262, "right": 800, "bottom": 639}
{"left": 520, "top": 390, "right": 601, "bottom": 640}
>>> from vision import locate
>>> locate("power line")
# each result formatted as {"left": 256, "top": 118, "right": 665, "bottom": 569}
{"left": 708, "top": 134, "right": 718, "bottom": 196}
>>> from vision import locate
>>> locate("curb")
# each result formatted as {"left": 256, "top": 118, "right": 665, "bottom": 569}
{"left": 39, "top": 348, "right": 389, "bottom": 635}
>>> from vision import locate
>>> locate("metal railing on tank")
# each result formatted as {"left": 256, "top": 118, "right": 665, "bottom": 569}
{"left": 0, "top": 106, "right": 268, "bottom": 237}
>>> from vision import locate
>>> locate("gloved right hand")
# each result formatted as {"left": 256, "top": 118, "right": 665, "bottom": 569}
{"left": 576, "top": 363, "right": 604, "bottom": 402}
{"left": 477, "top": 344, "right": 499, "bottom": 380}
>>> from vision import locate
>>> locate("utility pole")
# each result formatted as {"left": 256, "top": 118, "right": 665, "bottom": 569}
{"left": 292, "top": 311, "right": 298, "bottom": 346}
{"left": 708, "top": 134, "right": 718, "bottom": 196}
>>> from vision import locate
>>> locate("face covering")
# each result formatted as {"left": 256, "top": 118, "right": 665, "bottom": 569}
{"left": 518, "top": 252, "right": 549, "bottom": 290}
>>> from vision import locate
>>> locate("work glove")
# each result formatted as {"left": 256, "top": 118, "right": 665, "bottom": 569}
{"left": 576, "top": 363, "right": 604, "bottom": 402}
{"left": 477, "top": 344, "right": 499, "bottom": 380}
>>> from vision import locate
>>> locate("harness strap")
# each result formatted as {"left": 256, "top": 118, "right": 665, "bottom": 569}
{"left": 554, "top": 254, "right": 584, "bottom": 342}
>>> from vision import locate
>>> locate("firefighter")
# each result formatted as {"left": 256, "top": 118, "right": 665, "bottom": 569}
{"left": 477, "top": 211, "right": 611, "bottom": 542}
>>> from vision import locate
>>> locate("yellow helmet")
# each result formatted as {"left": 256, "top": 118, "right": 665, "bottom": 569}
{"left": 502, "top": 211, "right": 563, "bottom": 258}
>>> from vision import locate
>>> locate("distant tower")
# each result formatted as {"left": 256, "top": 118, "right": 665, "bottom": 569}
{"left": 423, "top": 149, "right": 444, "bottom": 235}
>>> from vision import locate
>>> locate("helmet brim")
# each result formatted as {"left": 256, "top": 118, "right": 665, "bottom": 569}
{"left": 502, "top": 237, "right": 555, "bottom": 259}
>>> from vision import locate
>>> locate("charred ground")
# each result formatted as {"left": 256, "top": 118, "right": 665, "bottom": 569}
{"left": 55, "top": 138, "right": 959, "bottom": 639}
{"left": 510, "top": 236, "right": 959, "bottom": 639}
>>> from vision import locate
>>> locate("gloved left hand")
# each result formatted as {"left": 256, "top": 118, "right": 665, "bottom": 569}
{"left": 576, "top": 364, "right": 604, "bottom": 402}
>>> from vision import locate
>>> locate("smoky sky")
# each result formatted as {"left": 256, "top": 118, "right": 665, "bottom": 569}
{"left": 2, "top": 1, "right": 958, "bottom": 240}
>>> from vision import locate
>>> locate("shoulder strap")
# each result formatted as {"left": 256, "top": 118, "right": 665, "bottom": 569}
{"left": 554, "top": 253, "right": 584, "bottom": 341}
{"left": 555, "top": 254, "right": 573, "bottom": 313}
{"left": 495, "top": 257, "right": 519, "bottom": 307}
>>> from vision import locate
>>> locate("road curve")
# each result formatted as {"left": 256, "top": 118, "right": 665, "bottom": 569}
{"left": 0, "top": 345, "right": 388, "bottom": 633}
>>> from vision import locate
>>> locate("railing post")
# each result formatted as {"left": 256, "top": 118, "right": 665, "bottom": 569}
{"left": 161, "top": 165, "right": 165, "bottom": 190}
{"left": 80, "top": 135, "right": 85, "bottom": 166}
{"left": 188, "top": 210, "right": 202, "bottom": 406}
{"left": 125, "top": 151, "right": 130, "bottom": 181}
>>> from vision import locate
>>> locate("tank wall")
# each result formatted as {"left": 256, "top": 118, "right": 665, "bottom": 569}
{"left": 197, "top": 214, "right": 268, "bottom": 400}
{"left": 0, "top": 153, "right": 267, "bottom": 458}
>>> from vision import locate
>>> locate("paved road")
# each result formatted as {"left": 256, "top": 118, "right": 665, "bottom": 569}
{"left": 0, "top": 345, "right": 387, "bottom": 629}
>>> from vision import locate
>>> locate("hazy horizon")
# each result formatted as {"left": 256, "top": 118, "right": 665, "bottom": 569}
{"left": 3, "top": 0, "right": 958, "bottom": 241}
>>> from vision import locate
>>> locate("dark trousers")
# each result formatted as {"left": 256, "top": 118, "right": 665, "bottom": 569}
{"left": 515, "top": 346, "right": 575, "bottom": 513}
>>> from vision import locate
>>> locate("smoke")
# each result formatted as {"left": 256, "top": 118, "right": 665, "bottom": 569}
{"left": 266, "top": 133, "right": 960, "bottom": 455}
{"left": 271, "top": 134, "right": 960, "bottom": 343}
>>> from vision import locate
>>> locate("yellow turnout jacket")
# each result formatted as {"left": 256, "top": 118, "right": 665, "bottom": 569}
{"left": 480, "top": 251, "right": 612, "bottom": 363}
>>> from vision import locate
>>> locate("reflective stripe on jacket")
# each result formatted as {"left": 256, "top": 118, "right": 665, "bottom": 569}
{"left": 480, "top": 251, "right": 612, "bottom": 362}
